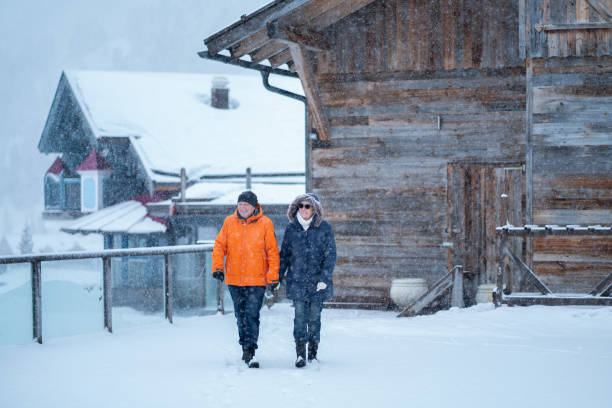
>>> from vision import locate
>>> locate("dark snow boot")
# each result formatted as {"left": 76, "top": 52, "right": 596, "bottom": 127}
{"left": 307, "top": 341, "right": 318, "bottom": 362}
{"left": 242, "top": 347, "right": 259, "bottom": 368}
{"left": 295, "top": 341, "right": 306, "bottom": 368}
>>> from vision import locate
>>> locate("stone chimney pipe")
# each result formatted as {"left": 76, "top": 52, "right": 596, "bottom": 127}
{"left": 211, "top": 76, "right": 229, "bottom": 109}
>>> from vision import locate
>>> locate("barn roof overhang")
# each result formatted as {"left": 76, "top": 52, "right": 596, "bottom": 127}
{"left": 200, "top": 0, "right": 378, "bottom": 140}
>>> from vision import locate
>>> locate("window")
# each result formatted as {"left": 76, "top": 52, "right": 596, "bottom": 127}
{"left": 82, "top": 177, "right": 96, "bottom": 209}
{"left": 64, "top": 179, "right": 80, "bottom": 209}
{"left": 44, "top": 175, "right": 61, "bottom": 209}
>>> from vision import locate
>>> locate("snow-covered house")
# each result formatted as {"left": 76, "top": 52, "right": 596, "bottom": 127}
{"left": 39, "top": 70, "right": 304, "bottom": 217}
{"left": 38, "top": 70, "right": 305, "bottom": 310}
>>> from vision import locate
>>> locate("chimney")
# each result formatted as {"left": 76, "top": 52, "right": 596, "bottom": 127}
{"left": 211, "top": 76, "right": 229, "bottom": 109}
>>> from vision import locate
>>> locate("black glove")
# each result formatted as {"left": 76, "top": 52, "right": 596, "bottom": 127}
{"left": 213, "top": 270, "right": 224, "bottom": 281}
{"left": 267, "top": 282, "right": 279, "bottom": 292}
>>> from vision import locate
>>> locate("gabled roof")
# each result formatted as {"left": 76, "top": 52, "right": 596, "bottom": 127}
{"left": 75, "top": 149, "right": 113, "bottom": 171}
{"left": 203, "top": 0, "right": 376, "bottom": 71}
{"left": 46, "top": 157, "right": 65, "bottom": 175}
{"left": 59, "top": 70, "right": 305, "bottom": 183}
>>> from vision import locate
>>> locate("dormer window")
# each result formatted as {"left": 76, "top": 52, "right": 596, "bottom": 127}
{"left": 44, "top": 173, "right": 61, "bottom": 209}
{"left": 43, "top": 156, "right": 82, "bottom": 212}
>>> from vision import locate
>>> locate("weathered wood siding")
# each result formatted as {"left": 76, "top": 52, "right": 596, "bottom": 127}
{"left": 313, "top": 70, "right": 526, "bottom": 303}
{"left": 531, "top": 56, "right": 612, "bottom": 292}
{"left": 319, "top": 0, "right": 522, "bottom": 74}
{"left": 305, "top": 0, "right": 528, "bottom": 305}
{"left": 529, "top": 0, "right": 612, "bottom": 59}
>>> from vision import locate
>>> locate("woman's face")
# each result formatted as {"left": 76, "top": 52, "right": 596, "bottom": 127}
{"left": 298, "top": 202, "right": 314, "bottom": 221}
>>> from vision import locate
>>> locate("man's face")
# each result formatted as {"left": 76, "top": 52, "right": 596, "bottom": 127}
{"left": 237, "top": 202, "right": 255, "bottom": 218}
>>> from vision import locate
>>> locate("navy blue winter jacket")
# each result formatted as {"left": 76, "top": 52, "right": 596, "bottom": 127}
{"left": 278, "top": 217, "right": 336, "bottom": 301}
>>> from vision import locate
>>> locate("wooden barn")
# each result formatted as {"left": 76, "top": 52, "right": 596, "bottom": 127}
{"left": 201, "top": 0, "right": 612, "bottom": 309}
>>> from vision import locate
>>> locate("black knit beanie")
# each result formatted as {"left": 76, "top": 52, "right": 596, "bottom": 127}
{"left": 237, "top": 191, "right": 258, "bottom": 208}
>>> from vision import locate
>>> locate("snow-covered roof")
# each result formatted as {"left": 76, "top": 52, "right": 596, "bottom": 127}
{"left": 62, "top": 201, "right": 167, "bottom": 235}
{"left": 64, "top": 70, "right": 305, "bottom": 183}
{"left": 176, "top": 179, "right": 305, "bottom": 205}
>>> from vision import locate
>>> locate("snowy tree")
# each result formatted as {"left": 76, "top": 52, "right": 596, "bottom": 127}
{"left": 0, "top": 236, "right": 11, "bottom": 274}
{"left": 18, "top": 225, "right": 33, "bottom": 254}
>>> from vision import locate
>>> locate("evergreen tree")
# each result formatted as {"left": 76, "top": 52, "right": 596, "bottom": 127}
{"left": 0, "top": 236, "right": 11, "bottom": 274}
{"left": 19, "top": 225, "right": 34, "bottom": 254}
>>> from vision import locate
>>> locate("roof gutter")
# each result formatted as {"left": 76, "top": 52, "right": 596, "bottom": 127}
{"left": 259, "top": 71, "right": 305, "bottom": 103}
{"left": 198, "top": 50, "right": 297, "bottom": 78}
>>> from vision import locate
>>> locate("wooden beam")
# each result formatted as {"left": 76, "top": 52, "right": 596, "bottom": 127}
{"left": 268, "top": 48, "right": 292, "bottom": 68}
{"left": 503, "top": 295, "right": 612, "bottom": 306}
{"left": 289, "top": 44, "right": 330, "bottom": 140}
{"left": 535, "top": 22, "right": 612, "bottom": 31}
{"left": 587, "top": 0, "right": 612, "bottom": 22}
{"left": 503, "top": 247, "right": 553, "bottom": 295}
{"left": 249, "top": 40, "right": 286, "bottom": 64}
{"left": 589, "top": 272, "right": 612, "bottom": 296}
{"left": 397, "top": 270, "right": 453, "bottom": 317}
{"left": 229, "top": 29, "right": 269, "bottom": 58}
{"left": 267, "top": 20, "right": 330, "bottom": 51}
{"left": 204, "top": 0, "right": 312, "bottom": 55}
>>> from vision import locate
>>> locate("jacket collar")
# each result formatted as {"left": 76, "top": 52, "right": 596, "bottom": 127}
{"left": 292, "top": 214, "right": 318, "bottom": 228}
{"left": 234, "top": 203, "right": 263, "bottom": 224}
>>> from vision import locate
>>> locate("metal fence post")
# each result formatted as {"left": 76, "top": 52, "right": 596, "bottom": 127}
{"left": 217, "top": 279, "right": 225, "bottom": 315}
{"left": 31, "top": 261, "right": 42, "bottom": 344}
{"left": 102, "top": 257, "right": 112, "bottom": 333}
{"left": 164, "top": 254, "right": 173, "bottom": 323}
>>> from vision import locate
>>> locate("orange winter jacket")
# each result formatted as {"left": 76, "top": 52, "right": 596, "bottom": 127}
{"left": 212, "top": 205, "right": 280, "bottom": 286}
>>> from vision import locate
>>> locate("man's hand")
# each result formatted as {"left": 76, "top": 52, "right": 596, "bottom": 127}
{"left": 267, "top": 282, "right": 279, "bottom": 292}
{"left": 213, "top": 270, "right": 224, "bottom": 281}
{"left": 316, "top": 282, "right": 327, "bottom": 292}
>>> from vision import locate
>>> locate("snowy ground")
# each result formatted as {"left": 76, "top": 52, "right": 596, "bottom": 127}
{"left": 1, "top": 303, "right": 611, "bottom": 408}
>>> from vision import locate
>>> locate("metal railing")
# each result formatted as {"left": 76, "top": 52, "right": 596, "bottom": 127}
{"left": 0, "top": 244, "right": 215, "bottom": 344}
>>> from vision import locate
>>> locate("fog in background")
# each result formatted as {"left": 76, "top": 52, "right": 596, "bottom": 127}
{"left": 0, "top": 0, "right": 270, "bottom": 235}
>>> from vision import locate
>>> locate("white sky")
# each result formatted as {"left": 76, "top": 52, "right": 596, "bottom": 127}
{"left": 0, "top": 0, "right": 276, "bottom": 235}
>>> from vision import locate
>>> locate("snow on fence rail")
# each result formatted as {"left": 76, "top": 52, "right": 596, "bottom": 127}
{"left": 0, "top": 244, "right": 215, "bottom": 344}
{"left": 494, "top": 225, "right": 612, "bottom": 307}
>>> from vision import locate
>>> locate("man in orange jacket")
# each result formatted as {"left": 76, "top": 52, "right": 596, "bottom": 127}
{"left": 212, "top": 191, "right": 280, "bottom": 368}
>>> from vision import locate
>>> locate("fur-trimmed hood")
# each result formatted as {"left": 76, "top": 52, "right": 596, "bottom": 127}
{"left": 287, "top": 193, "right": 324, "bottom": 227}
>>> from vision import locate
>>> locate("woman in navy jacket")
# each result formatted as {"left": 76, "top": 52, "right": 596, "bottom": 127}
{"left": 279, "top": 193, "right": 336, "bottom": 367}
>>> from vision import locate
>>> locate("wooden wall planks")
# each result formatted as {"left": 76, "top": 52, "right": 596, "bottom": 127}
{"left": 319, "top": 0, "right": 522, "bottom": 75}
{"left": 530, "top": 0, "right": 612, "bottom": 58}
{"left": 312, "top": 70, "right": 527, "bottom": 303}
{"left": 292, "top": 0, "right": 610, "bottom": 305}
{"left": 530, "top": 56, "right": 612, "bottom": 291}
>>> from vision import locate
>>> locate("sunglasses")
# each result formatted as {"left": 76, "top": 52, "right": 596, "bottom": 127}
{"left": 298, "top": 203, "right": 312, "bottom": 209}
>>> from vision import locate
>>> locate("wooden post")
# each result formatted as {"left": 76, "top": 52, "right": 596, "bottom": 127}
{"left": 525, "top": 58, "right": 534, "bottom": 272}
{"left": 217, "top": 279, "right": 225, "bottom": 315}
{"left": 102, "top": 256, "right": 112, "bottom": 333}
{"left": 450, "top": 266, "right": 465, "bottom": 308}
{"left": 288, "top": 44, "right": 330, "bottom": 141}
{"left": 31, "top": 261, "right": 42, "bottom": 344}
{"left": 495, "top": 235, "right": 507, "bottom": 307}
{"left": 164, "top": 254, "right": 173, "bottom": 324}
{"left": 246, "top": 167, "right": 252, "bottom": 190}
